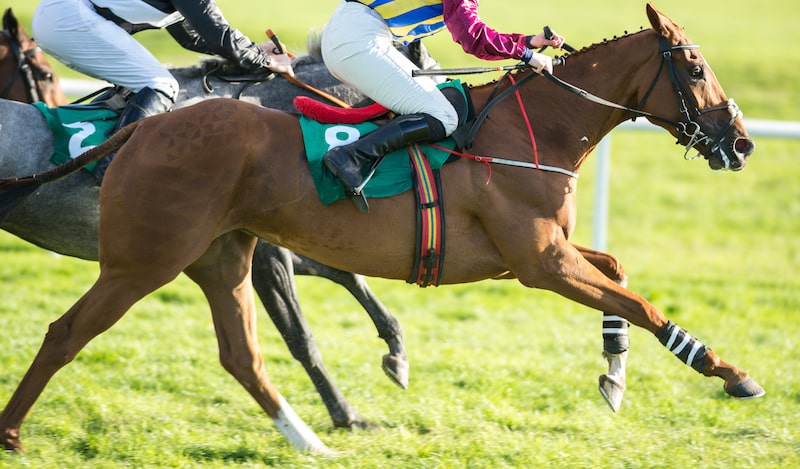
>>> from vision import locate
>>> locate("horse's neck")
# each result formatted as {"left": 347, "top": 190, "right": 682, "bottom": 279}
{"left": 555, "top": 32, "right": 660, "bottom": 157}
{"left": 471, "top": 30, "right": 659, "bottom": 172}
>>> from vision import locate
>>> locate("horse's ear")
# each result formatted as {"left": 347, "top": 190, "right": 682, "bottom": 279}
{"left": 3, "top": 8, "right": 20, "bottom": 36}
{"left": 646, "top": 3, "right": 682, "bottom": 42}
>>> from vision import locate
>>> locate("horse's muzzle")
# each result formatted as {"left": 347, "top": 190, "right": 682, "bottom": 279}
{"left": 691, "top": 99, "right": 754, "bottom": 171}
{"left": 707, "top": 135, "right": 755, "bottom": 171}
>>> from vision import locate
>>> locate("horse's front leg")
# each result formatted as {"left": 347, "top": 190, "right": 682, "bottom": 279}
{"left": 251, "top": 241, "right": 372, "bottom": 429}
{"left": 575, "top": 245, "right": 630, "bottom": 412}
{"left": 526, "top": 238, "right": 765, "bottom": 401}
{"left": 290, "top": 250, "right": 409, "bottom": 389}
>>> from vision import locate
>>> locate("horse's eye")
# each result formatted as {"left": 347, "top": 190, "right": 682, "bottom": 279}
{"left": 689, "top": 65, "right": 704, "bottom": 80}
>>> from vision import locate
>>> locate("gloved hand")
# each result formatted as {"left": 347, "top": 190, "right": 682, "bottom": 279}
{"left": 525, "top": 51, "right": 553, "bottom": 74}
{"left": 260, "top": 40, "right": 294, "bottom": 77}
{"left": 528, "top": 31, "right": 566, "bottom": 50}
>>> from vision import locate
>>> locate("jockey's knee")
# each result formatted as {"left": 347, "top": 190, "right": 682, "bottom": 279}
{"left": 428, "top": 105, "right": 460, "bottom": 137}
{"left": 146, "top": 75, "right": 180, "bottom": 104}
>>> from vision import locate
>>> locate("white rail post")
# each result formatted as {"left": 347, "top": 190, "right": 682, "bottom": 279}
{"left": 589, "top": 118, "right": 800, "bottom": 252}
{"left": 592, "top": 135, "right": 612, "bottom": 251}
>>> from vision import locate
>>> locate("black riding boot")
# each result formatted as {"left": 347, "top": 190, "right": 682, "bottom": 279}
{"left": 323, "top": 113, "right": 444, "bottom": 213}
{"left": 93, "top": 87, "right": 174, "bottom": 183}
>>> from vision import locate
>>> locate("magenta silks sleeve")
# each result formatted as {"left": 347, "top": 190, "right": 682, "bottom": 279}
{"left": 442, "top": 0, "right": 533, "bottom": 62}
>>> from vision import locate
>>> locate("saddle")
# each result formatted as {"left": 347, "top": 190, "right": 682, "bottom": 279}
{"left": 294, "top": 80, "right": 473, "bottom": 287}
{"left": 199, "top": 60, "right": 277, "bottom": 95}
{"left": 295, "top": 79, "right": 471, "bottom": 206}
{"left": 33, "top": 97, "right": 121, "bottom": 173}
{"left": 35, "top": 57, "right": 282, "bottom": 173}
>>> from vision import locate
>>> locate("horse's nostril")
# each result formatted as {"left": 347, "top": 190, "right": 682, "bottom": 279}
{"left": 734, "top": 138, "right": 755, "bottom": 157}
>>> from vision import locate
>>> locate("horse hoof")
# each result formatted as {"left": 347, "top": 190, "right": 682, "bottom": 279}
{"left": 331, "top": 410, "right": 379, "bottom": 430}
{"left": 1, "top": 434, "right": 24, "bottom": 453}
{"left": 339, "top": 418, "right": 380, "bottom": 431}
{"left": 307, "top": 442, "right": 338, "bottom": 457}
{"left": 598, "top": 374, "right": 626, "bottom": 412}
{"left": 724, "top": 376, "right": 766, "bottom": 400}
{"left": 382, "top": 353, "right": 409, "bottom": 389}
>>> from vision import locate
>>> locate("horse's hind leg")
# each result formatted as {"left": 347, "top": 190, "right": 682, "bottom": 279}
{"left": 251, "top": 241, "right": 371, "bottom": 429}
{"left": 1, "top": 268, "right": 169, "bottom": 452}
{"left": 576, "top": 245, "right": 630, "bottom": 412}
{"left": 185, "top": 233, "right": 332, "bottom": 454}
{"left": 289, "top": 250, "right": 409, "bottom": 389}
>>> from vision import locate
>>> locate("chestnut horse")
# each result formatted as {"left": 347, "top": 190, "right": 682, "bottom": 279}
{"left": 0, "top": 4, "right": 763, "bottom": 455}
{"left": 0, "top": 6, "right": 625, "bottom": 418}
{"left": 0, "top": 7, "right": 635, "bottom": 416}
{"left": 0, "top": 8, "right": 65, "bottom": 106}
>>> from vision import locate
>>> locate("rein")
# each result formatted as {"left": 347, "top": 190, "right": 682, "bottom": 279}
{"left": 543, "top": 36, "right": 741, "bottom": 166}
{"left": 454, "top": 35, "right": 742, "bottom": 173}
{"left": 0, "top": 29, "right": 41, "bottom": 103}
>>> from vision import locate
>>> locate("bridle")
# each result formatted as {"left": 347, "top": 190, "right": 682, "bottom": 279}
{"left": 543, "top": 36, "right": 742, "bottom": 168}
{"left": 633, "top": 36, "right": 742, "bottom": 165}
{"left": 456, "top": 34, "right": 743, "bottom": 172}
{"left": 0, "top": 28, "right": 46, "bottom": 103}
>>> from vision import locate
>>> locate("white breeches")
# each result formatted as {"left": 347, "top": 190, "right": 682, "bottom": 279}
{"left": 321, "top": 1, "right": 459, "bottom": 136}
{"left": 32, "top": 0, "right": 179, "bottom": 100}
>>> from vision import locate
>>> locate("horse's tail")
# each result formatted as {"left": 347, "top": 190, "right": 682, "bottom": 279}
{"left": 0, "top": 121, "right": 140, "bottom": 222}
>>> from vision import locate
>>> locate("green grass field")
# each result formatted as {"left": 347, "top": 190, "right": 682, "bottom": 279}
{"left": 2, "top": 1, "right": 799, "bottom": 467}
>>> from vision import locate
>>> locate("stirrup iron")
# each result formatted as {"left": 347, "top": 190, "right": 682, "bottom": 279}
{"left": 350, "top": 156, "right": 387, "bottom": 214}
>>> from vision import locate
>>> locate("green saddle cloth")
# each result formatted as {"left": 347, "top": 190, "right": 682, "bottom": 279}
{"left": 33, "top": 102, "right": 119, "bottom": 172}
{"left": 301, "top": 80, "right": 466, "bottom": 206}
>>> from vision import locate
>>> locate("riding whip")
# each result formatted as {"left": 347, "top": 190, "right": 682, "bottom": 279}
{"left": 265, "top": 29, "right": 352, "bottom": 108}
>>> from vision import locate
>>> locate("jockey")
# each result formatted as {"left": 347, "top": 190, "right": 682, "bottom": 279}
{"left": 321, "top": 0, "right": 565, "bottom": 212}
{"left": 32, "top": 0, "right": 294, "bottom": 179}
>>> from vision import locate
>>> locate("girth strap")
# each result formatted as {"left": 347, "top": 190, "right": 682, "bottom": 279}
{"left": 406, "top": 144, "right": 445, "bottom": 287}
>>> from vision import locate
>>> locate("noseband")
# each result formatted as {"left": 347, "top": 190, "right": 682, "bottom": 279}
{"left": 0, "top": 29, "right": 44, "bottom": 103}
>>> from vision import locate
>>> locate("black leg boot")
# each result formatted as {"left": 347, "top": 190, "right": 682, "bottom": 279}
{"left": 93, "top": 87, "right": 174, "bottom": 184}
{"left": 323, "top": 113, "right": 443, "bottom": 213}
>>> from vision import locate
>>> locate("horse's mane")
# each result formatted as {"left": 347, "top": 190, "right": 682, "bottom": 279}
{"left": 553, "top": 27, "right": 649, "bottom": 64}
{"left": 467, "top": 27, "right": 653, "bottom": 94}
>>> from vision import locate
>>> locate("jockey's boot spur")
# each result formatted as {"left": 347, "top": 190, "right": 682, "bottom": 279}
{"left": 322, "top": 113, "right": 444, "bottom": 213}
{"left": 93, "top": 87, "right": 174, "bottom": 184}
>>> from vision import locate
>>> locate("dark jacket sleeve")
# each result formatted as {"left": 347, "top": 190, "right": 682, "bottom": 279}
{"left": 166, "top": 0, "right": 270, "bottom": 70}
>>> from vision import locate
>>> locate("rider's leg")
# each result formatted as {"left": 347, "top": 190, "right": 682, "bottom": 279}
{"left": 320, "top": 1, "right": 458, "bottom": 212}
{"left": 322, "top": 113, "right": 445, "bottom": 212}
{"left": 33, "top": 0, "right": 179, "bottom": 182}
{"left": 92, "top": 87, "right": 174, "bottom": 180}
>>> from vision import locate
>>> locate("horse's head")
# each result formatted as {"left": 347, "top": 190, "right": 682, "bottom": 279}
{"left": 638, "top": 3, "right": 754, "bottom": 171}
{"left": 0, "top": 8, "right": 66, "bottom": 106}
